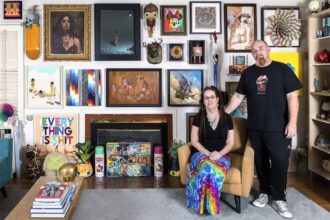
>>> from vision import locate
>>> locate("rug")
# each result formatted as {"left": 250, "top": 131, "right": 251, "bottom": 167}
{"left": 73, "top": 188, "right": 329, "bottom": 220}
{"left": 0, "top": 189, "right": 28, "bottom": 220}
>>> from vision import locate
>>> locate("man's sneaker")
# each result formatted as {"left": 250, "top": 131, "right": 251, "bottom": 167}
{"left": 271, "top": 200, "right": 293, "bottom": 218}
{"left": 252, "top": 193, "right": 269, "bottom": 208}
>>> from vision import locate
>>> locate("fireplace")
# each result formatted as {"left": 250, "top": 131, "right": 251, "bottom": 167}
{"left": 85, "top": 114, "right": 173, "bottom": 175}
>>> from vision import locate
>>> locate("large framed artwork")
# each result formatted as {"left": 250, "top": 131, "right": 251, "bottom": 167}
{"left": 168, "top": 69, "right": 203, "bottom": 106}
{"left": 34, "top": 114, "right": 79, "bottom": 153}
{"left": 190, "top": 1, "right": 222, "bottom": 34}
{"left": 94, "top": 4, "right": 141, "bottom": 61}
{"left": 26, "top": 66, "right": 62, "bottom": 109}
{"left": 261, "top": 7, "right": 301, "bottom": 47}
{"left": 225, "top": 81, "right": 247, "bottom": 119}
{"left": 224, "top": 4, "right": 257, "bottom": 52}
{"left": 106, "top": 69, "right": 162, "bottom": 107}
{"left": 44, "top": 4, "right": 91, "bottom": 61}
{"left": 160, "top": 5, "right": 187, "bottom": 35}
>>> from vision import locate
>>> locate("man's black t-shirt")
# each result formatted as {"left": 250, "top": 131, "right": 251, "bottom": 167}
{"left": 236, "top": 61, "right": 302, "bottom": 132}
{"left": 191, "top": 112, "right": 234, "bottom": 156}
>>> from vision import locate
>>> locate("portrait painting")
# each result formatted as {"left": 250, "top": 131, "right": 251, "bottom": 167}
{"left": 225, "top": 81, "right": 247, "bottom": 119}
{"left": 224, "top": 4, "right": 257, "bottom": 52}
{"left": 106, "top": 69, "right": 162, "bottom": 107}
{"left": 95, "top": 4, "right": 141, "bottom": 61}
{"left": 261, "top": 7, "right": 301, "bottom": 47}
{"left": 168, "top": 69, "right": 203, "bottom": 106}
{"left": 161, "top": 5, "right": 187, "bottom": 35}
{"left": 44, "top": 4, "right": 91, "bottom": 61}
{"left": 26, "top": 66, "right": 62, "bottom": 109}
{"left": 190, "top": 1, "right": 222, "bottom": 34}
{"left": 3, "top": 1, "right": 22, "bottom": 19}
{"left": 168, "top": 43, "right": 184, "bottom": 61}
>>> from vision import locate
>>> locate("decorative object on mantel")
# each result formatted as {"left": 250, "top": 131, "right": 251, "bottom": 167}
{"left": 23, "top": 5, "right": 40, "bottom": 60}
{"left": 314, "top": 49, "right": 330, "bottom": 63}
{"left": 142, "top": 38, "right": 163, "bottom": 64}
{"left": 143, "top": 3, "right": 159, "bottom": 38}
{"left": 57, "top": 163, "right": 77, "bottom": 182}
{"left": 168, "top": 139, "right": 185, "bottom": 177}
{"left": 322, "top": 159, "right": 330, "bottom": 172}
{"left": 308, "top": 0, "right": 320, "bottom": 14}
{"left": 75, "top": 141, "right": 94, "bottom": 177}
{"left": 43, "top": 147, "right": 68, "bottom": 177}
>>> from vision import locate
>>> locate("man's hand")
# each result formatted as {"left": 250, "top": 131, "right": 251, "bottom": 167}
{"left": 285, "top": 122, "right": 297, "bottom": 138}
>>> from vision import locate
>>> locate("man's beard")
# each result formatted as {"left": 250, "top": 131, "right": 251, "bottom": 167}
{"left": 257, "top": 57, "right": 266, "bottom": 66}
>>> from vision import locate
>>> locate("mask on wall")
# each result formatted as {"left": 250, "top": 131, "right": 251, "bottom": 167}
{"left": 143, "top": 38, "right": 163, "bottom": 64}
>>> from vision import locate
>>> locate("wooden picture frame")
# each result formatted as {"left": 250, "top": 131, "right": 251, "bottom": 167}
{"left": 106, "top": 69, "right": 162, "bottom": 107}
{"left": 44, "top": 4, "right": 91, "bottom": 61}
{"left": 261, "top": 7, "right": 300, "bottom": 47}
{"left": 161, "top": 5, "right": 187, "bottom": 35}
{"left": 168, "top": 69, "right": 203, "bottom": 106}
{"left": 94, "top": 4, "right": 141, "bottom": 61}
{"left": 3, "top": 1, "right": 22, "bottom": 19}
{"left": 225, "top": 81, "right": 247, "bottom": 119}
{"left": 224, "top": 4, "right": 257, "bottom": 52}
{"left": 26, "top": 66, "right": 62, "bottom": 109}
{"left": 189, "top": 40, "right": 205, "bottom": 64}
{"left": 168, "top": 43, "right": 184, "bottom": 61}
{"left": 190, "top": 1, "right": 222, "bottom": 34}
{"left": 186, "top": 112, "right": 197, "bottom": 143}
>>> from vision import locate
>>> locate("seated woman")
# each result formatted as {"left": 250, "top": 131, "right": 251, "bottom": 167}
{"left": 186, "top": 86, "right": 234, "bottom": 215}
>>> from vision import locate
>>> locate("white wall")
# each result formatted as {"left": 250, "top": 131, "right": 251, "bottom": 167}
{"left": 1, "top": 0, "right": 309, "bottom": 172}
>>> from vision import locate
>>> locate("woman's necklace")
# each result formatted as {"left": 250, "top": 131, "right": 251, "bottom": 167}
{"left": 207, "top": 111, "right": 219, "bottom": 130}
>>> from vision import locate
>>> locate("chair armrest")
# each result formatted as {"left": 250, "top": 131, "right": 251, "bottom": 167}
{"left": 178, "top": 143, "right": 192, "bottom": 185}
{"left": 241, "top": 140, "right": 254, "bottom": 197}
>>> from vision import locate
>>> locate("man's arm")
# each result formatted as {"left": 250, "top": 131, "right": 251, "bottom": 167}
{"left": 224, "top": 92, "right": 246, "bottom": 114}
{"left": 285, "top": 91, "right": 299, "bottom": 138}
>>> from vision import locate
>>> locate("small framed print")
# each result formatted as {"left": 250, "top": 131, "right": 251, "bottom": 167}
{"left": 168, "top": 43, "right": 184, "bottom": 61}
{"left": 161, "top": 5, "right": 187, "bottom": 35}
{"left": 235, "top": 55, "right": 246, "bottom": 65}
{"left": 189, "top": 40, "right": 205, "bottom": 64}
{"left": 3, "top": 1, "right": 22, "bottom": 19}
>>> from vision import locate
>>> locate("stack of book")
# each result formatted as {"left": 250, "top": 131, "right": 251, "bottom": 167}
{"left": 30, "top": 182, "right": 77, "bottom": 218}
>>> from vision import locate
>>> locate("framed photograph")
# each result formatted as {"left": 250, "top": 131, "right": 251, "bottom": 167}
{"left": 189, "top": 40, "right": 205, "bottom": 64}
{"left": 225, "top": 81, "right": 247, "bottom": 119}
{"left": 106, "top": 69, "right": 162, "bottom": 107}
{"left": 261, "top": 7, "right": 300, "bottom": 47}
{"left": 186, "top": 112, "right": 197, "bottom": 143}
{"left": 3, "top": 1, "right": 22, "bottom": 19}
{"left": 34, "top": 114, "right": 79, "bottom": 153}
{"left": 235, "top": 55, "right": 246, "bottom": 65}
{"left": 168, "top": 43, "right": 184, "bottom": 61}
{"left": 26, "top": 66, "right": 62, "bottom": 109}
{"left": 168, "top": 69, "right": 203, "bottom": 106}
{"left": 95, "top": 4, "right": 141, "bottom": 61}
{"left": 190, "top": 1, "right": 222, "bottom": 34}
{"left": 161, "top": 5, "right": 187, "bottom": 35}
{"left": 224, "top": 4, "right": 257, "bottom": 52}
{"left": 44, "top": 4, "right": 91, "bottom": 61}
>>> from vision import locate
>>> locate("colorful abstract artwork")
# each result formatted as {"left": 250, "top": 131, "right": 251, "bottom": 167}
{"left": 66, "top": 69, "right": 102, "bottom": 106}
{"left": 161, "top": 5, "right": 186, "bottom": 35}
{"left": 3, "top": 1, "right": 22, "bottom": 19}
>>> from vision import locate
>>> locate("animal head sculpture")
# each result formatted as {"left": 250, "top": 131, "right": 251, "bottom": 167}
{"left": 142, "top": 38, "right": 163, "bottom": 64}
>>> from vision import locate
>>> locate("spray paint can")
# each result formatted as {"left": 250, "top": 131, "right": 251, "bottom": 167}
{"left": 154, "top": 146, "right": 163, "bottom": 178}
{"left": 95, "top": 146, "right": 104, "bottom": 177}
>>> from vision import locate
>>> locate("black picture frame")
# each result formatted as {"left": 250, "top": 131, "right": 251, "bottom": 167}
{"left": 168, "top": 43, "right": 184, "bottom": 61}
{"left": 3, "top": 1, "right": 22, "bottom": 19}
{"left": 94, "top": 4, "right": 141, "bottom": 61}
{"left": 261, "top": 7, "right": 300, "bottom": 47}
{"left": 106, "top": 68, "right": 162, "bottom": 107}
{"left": 189, "top": 40, "right": 205, "bottom": 64}
{"left": 160, "top": 5, "right": 187, "bottom": 36}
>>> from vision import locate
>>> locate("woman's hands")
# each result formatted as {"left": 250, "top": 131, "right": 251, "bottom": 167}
{"left": 209, "top": 151, "right": 222, "bottom": 161}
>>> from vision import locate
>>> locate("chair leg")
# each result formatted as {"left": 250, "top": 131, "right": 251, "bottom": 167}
{"left": 234, "top": 195, "right": 241, "bottom": 213}
{"left": 1, "top": 186, "right": 8, "bottom": 198}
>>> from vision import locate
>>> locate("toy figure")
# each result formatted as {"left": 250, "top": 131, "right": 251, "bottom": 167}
{"left": 144, "top": 3, "right": 158, "bottom": 37}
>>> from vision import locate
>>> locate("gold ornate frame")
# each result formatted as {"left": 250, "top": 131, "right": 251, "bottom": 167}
{"left": 44, "top": 4, "right": 91, "bottom": 61}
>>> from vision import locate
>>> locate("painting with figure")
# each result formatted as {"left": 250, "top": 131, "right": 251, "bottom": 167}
{"left": 225, "top": 81, "right": 248, "bottom": 119}
{"left": 224, "top": 4, "right": 256, "bottom": 52}
{"left": 26, "top": 66, "right": 62, "bottom": 109}
{"left": 168, "top": 69, "right": 203, "bottom": 106}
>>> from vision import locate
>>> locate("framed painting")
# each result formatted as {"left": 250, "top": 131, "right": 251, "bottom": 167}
{"left": 224, "top": 4, "right": 257, "bottom": 52}
{"left": 161, "top": 5, "right": 187, "bottom": 35}
{"left": 168, "top": 69, "right": 203, "bottom": 106}
{"left": 106, "top": 69, "right": 162, "bottom": 107}
{"left": 261, "top": 7, "right": 301, "bottom": 47}
{"left": 34, "top": 114, "right": 79, "bottom": 153}
{"left": 225, "top": 81, "right": 247, "bottom": 119}
{"left": 44, "top": 4, "right": 91, "bottom": 61}
{"left": 190, "top": 1, "right": 222, "bottom": 34}
{"left": 3, "top": 1, "right": 22, "bottom": 19}
{"left": 94, "top": 4, "right": 141, "bottom": 61}
{"left": 26, "top": 66, "right": 62, "bottom": 109}
{"left": 189, "top": 40, "right": 205, "bottom": 64}
{"left": 186, "top": 112, "right": 197, "bottom": 143}
{"left": 168, "top": 43, "right": 184, "bottom": 61}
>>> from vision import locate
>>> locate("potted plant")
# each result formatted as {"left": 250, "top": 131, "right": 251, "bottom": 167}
{"left": 168, "top": 139, "right": 185, "bottom": 177}
{"left": 75, "top": 141, "right": 94, "bottom": 177}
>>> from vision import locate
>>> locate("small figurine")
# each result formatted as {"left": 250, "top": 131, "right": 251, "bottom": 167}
{"left": 144, "top": 3, "right": 158, "bottom": 38}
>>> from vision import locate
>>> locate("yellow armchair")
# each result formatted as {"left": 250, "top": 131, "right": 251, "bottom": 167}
{"left": 178, "top": 118, "right": 254, "bottom": 213}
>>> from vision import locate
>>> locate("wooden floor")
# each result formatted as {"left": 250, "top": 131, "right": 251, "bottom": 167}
{"left": 6, "top": 172, "right": 330, "bottom": 212}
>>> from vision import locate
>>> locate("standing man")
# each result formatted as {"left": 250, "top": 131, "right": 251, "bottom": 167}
{"left": 225, "top": 40, "right": 302, "bottom": 219}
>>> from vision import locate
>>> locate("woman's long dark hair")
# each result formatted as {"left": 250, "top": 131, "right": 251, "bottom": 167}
{"left": 198, "top": 86, "right": 226, "bottom": 140}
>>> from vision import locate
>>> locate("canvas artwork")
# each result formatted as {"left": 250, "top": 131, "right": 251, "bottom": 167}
{"left": 225, "top": 81, "right": 247, "bottom": 119}
{"left": 34, "top": 114, "right": 79, "bottom": 153}
{"left": 66, "top": 69, "right": 102, "bottom": 106}
{"left": 26, "top": 66, "right": 62, "bottom": 109}
{"left": 168, "top": 69, "right": 203, "bottom": 106}
{"left": 161, "top": 5, "right": 186, "bottom": 35}
{"left": 3, "top": 1, "right": 22, "bottom": 19}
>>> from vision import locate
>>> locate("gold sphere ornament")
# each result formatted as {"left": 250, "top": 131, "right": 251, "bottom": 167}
{"left": 57, "top": 163, "right": 78, "bottom": 182}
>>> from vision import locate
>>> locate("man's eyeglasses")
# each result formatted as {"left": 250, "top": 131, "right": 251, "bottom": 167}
{"left": 204, "top": 96, "right": 216, "bottom": 101}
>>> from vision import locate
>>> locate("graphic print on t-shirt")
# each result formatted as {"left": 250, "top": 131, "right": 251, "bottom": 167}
{"left": 256, "top": 75, "right": 268, "bottom": 94}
